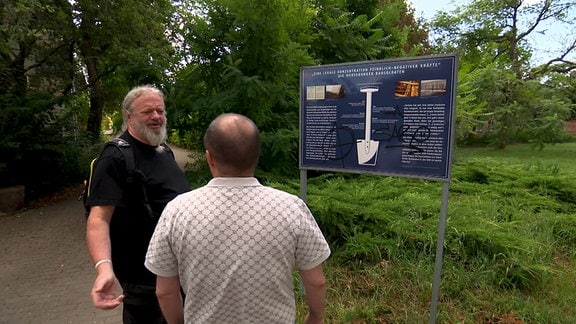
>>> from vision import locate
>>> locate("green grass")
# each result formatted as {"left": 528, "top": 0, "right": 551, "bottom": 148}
{"left": 276, "top": 143, "right": 576, "bottom": 323}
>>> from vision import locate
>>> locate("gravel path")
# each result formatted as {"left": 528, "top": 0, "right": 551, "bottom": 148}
{"left": 0, "top": 146, "right": 195, "bottom": 323}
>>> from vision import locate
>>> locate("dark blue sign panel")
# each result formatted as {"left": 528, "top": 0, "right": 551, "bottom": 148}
{"left": 299, "top": 55, "right": 457, "bottom": 180}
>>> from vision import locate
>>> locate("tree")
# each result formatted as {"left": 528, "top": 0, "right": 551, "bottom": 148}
{"left": 376, "top": 0, "right": 431, "bottom": 57}
{"left": 0, "top": 0, "right": 179, "bottom": 195}
{"left": 0, "top": 0, "right": 81, "bottom": 192}
{"left": 72, "top": 0, "right": 176, "bottom": 140}
{"left": 309, "top": 0, "right": 430, "bottom": 64}
{"left": 309, "top": 3, "right": 390, "bottom": 64}
{"left": 429, "top": 0, "right": 575, "bottom": 147}
{"left": 167, "top": 0, "right": 431, "bottom": 175}
{"left": 0, "top": 0, "right": 74, "bottom": 99}
{"left": 431, "top": 0, "right": 575, "bottom": 78}
{"left": 462, "top": 64, "right": 570, "bottom": 148}
{"left": 544, "top": 70, "right": 576, "bottom": 119}
{"left": 168, "top": 0, "right": 319, "bottom": 175}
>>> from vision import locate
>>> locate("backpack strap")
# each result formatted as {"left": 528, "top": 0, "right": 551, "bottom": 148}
{"left": 109, "top": 138, "right": 135, "bottom": 183}
{"left": 105, "top": 138, "right": 153, "bottom": 218}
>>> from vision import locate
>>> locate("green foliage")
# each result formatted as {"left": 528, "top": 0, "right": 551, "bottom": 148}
{"left": 272, "top": 144, "right": 576, "bottom": 298}
{"left": 429, "top": 0, "right": 571, "bottom": 76}
{"left": 543, "top": 71, "right": 576, "bottom": 120}
{"left": 167, "top": 0, "right": 429, "bottom": 172}
{"left": 454, "top": 62, "right": 490, "bottom": 144}
{"left": 0, "top": 90, "right": 96, "bottom": 198}
{"left": 310, "top": 0, "right": 429, "bottom": 64}
{"left": 73, "top": 0, "right": 177, "bottom": 138}
{"left": 430, "top": 1, "right": 575, "bottom": 148}
{"left": 0, "top": 0, "right": 179, "bottom": 197}
{"left": 167, "top": 0, "right": 319, "bottom": 154}
{"left": 310, "top": 5, "right": 391, "bottom": 64}
{"left": 288, "top": 143, "right": 576, "bottom": 321}
{"left": 259, "top": 128, "right": 300, "bottom": 177}
{"left": 375, "top": 0, "right": 431, "bottom": 57}
{"left": 183, "top": 153, "right": 213, "bottom": 190}
{"left": 453, "top": 64, "right": 572, "bottom": 148}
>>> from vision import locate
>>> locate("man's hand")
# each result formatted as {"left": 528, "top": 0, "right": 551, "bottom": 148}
{"left": 90, "top": 269, "right": 124, "bottom": 309}
{"left": 87, "top": 205, "right": 121, "bottom": 309}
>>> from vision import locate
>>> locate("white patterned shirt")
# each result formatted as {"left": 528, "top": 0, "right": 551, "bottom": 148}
{"left": 145, "top": 177, "right": 331, "bottom": 323}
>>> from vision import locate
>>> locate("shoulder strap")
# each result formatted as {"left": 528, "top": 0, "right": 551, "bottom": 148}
{"left": 108, "top": 138, "right": 135, "bottom": 183}
{"left": 83, "top": 139, "right": 130, "bottom": 203}
{"left": 108, "top": 138, "right": 153, "bottom": 218}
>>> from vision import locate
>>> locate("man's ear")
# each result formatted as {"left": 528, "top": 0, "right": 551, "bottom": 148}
{"left": 205, "top": 150, "right": 219, "bottom": 177}
{"left": 206, "top": 150, "right": 214, "bottom": 167}
{"left": 123, "top": 110, "right": 131, "bottom": 124}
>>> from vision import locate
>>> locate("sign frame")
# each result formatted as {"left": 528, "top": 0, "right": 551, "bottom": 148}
{"left": 299, "top": 54, "right": 458, "bottom": 182}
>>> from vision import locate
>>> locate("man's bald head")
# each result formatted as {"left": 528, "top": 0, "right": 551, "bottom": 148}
{"left": 203, "top": 113, "right": 260, "bottom": 176}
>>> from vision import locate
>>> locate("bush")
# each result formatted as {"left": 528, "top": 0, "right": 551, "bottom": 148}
{"left": 0, "top": 91, "right": 97, "bottom": 200}
{"left": 271, "top": 146, "right": 576, "bottom": 295}
{"left": 259, "top": 128, "right": 300, "bottom": 178}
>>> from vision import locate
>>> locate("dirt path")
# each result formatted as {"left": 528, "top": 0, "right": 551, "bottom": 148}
{"left": 168, "top": 144, "right": 198, "bottom": 171}
{"left": 0, "top": 146, "right": 195, "bottom": 323}
{"left": 0, "top": 195, "right": 122, "bottom": 323}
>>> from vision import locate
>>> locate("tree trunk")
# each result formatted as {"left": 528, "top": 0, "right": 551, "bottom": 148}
{"left": 509, "top": 6, "right": 522, "bottom": 79}
{"left": 80, "top": 36, "right": 104, "bottom": 141}
{"left": 9, "top": 42, "right": 31, "bottom": 99}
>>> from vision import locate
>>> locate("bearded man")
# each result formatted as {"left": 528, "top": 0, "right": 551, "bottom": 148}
{"left": 85, "top": 85, "right": 191, "bottom": 324}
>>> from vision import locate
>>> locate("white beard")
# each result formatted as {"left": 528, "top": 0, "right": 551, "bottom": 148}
{"left": 133, "top": 118, "right": 167, "bottom": 146}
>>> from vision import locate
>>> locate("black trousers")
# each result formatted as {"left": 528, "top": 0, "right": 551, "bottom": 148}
{"left": 120, "top": 282, "right": 166, "bottom": 324}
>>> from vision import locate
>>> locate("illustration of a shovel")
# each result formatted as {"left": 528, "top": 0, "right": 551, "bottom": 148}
{"left": 357, "top": 87, "right": 379, "bottom": 165}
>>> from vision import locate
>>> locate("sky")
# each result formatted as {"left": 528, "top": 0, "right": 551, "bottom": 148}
{"left": 407, "top": 0, "right": 574, "bottom": 66}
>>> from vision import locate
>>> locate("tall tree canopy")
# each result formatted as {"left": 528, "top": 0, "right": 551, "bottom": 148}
{"left": 166, "top": 0, "right": 429, "bottom": 174}
{"left": 429, "top": 0, "right": 575, "bottom": 148}
{"left": 0, "top": 0, "right": 178, "bottom": 193}
{"left": 0, "top": 0, "right": 77, "bottom": 191}
{"left": 430, "top": 0, "right": 575, "bottom": 78}
{"left": 0, "top": 0, "right": 430, "bottom": 191}
{"left": 72, "top": 0, "right": 176, "bottom": 139}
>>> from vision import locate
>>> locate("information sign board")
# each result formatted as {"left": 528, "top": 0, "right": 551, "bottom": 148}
{"left": 299, "top": 54, "right": 457, "bottom": 180}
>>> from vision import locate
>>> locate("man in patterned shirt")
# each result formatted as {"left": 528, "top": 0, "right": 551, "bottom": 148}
{"left": 145, "top": 113, "right": 331, "bottom": 323}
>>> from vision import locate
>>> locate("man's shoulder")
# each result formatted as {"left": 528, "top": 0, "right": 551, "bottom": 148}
{"left": 108, "top": 137, "right": 131, "bottom": 148}
{"left": 173, "top": 182, "right": 302, "bottom": 203}
{"left": 99, "top": 139, "right": 131, "bottom": 159}
{"left": 262, "top": 185, "right": 300, "bottom": 199}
